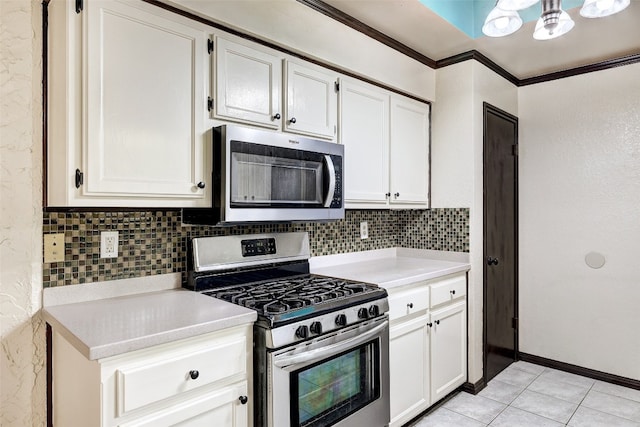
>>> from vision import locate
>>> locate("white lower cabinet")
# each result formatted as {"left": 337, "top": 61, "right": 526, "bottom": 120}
{"left": 430, "top": 301, "right": 467, "bottom": 403}
{"left": 389, "top": 314, "right": 430, "bottom": 427}
{"left": 387, "top": 273, "right": 467, "bottom": 427}
{"left": 51, "top": 325, "right": 252, "bottom": 427}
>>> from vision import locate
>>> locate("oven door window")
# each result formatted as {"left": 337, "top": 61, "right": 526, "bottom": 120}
{"left": 291, "top": 340, "right": 380, "bottom": 427}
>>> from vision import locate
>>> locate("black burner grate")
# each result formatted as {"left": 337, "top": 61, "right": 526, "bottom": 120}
{"left": 204, "top": 275, "right": 381, "bottom": 316}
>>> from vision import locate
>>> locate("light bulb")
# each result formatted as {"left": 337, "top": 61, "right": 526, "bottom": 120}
{"left": 596, "top": 0, "right": 615, "bottom": 10}
{"left": 494, "top": 16, "right": 510, "bottom": 29}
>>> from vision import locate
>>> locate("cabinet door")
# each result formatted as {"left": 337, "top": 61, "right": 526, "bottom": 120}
{"left": 84, "top": 0, "right": 209, "bottom": 203}
{"left": 119, "top": 381, "right": 248, "bottom": 427}
{"left": 390, "top": 95, "right": 430, "bottom": 206}
{"left": 389, "top": 314, "right": 430, "bottom": 427}
{"left": 430, "top": 301, "right": 467, "bottom": 403}
{"left": 285, "top": 61, "right": 337, "bottom": 139}
{"left": 214, "top": 37, "right": 282, "bottom": 128}
{"left": 339, "top": 80, "right": 389, "bottom": 204}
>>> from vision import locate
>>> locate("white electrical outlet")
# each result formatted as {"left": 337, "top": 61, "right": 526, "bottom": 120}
{"left": 360, "top": 221, "right": 368, "bottom": 239}
{"left": 100, "top": 231, "right": 119, "bottom": 258}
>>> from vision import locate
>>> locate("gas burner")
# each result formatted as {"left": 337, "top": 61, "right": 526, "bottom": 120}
{"left": 204, "top": 273, "right": 384, "bottom": 322}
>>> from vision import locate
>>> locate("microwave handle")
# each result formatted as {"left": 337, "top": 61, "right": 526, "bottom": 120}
{"left": 323, "top": 155, "right": 336, "bottom": 208}
{"left": 273, "top": 320, "right": 388, "bottom": 369}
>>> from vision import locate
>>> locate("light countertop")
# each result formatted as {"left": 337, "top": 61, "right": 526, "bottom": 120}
{"left": 42, "top": 275, "right": 256, "bottom": 360}
{"left": 310, "top": 248, "right": 470, "bottom": 289}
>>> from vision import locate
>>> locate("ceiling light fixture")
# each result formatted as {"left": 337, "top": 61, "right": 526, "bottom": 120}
{"left": 482, "top": 7, "right": 523, "bottom": 37}
{"left": 482, "top": 0, "right": 630, "bottom": 40}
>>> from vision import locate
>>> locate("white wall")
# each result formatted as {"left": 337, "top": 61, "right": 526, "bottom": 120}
{"left": 0, "top": 1, "right": 46, "bottom": 425}
{"left": 168, "top": 0, "right": 436, "bottom": 101}
{"left": 518, "top": 63, "right": 640, "bottom": 380}
{"left": 432, "top": 61, "right": 518, "bottom": 383}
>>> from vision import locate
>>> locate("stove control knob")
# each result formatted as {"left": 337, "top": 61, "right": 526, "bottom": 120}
{"left": 335, "top": 314, "right": 347, "bottom": 326}
{"left": 358, "top": 308, "right": 369, "bottom": 319}
{"left": 295, "top": 325, "right": 309, "bottom": 339}
{"left": 310, "top": 321, "right": 323, "bottom": 335}
{"left": 369, "top": 305, "right": 380, "bottom": 317}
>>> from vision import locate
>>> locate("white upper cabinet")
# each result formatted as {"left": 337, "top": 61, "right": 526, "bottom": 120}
{"left": 285, "top": 61, "right": 338, "bottom": 139}
{"left": 47, "top": 0, "right": 211, "bottom": 207}
{"left": 339, "top": 79, "right": 390, "bottom": 204}
{"left": 214, "top": 36, "right": 282, "bottom": 128}
{"left": 390, "top": 95, "right": 430, "bottom": 205}
{"left": 214, "top": 38, "right": 338, "bottom": 140}
{"left": 339, "top": 79, "right": 430, "bottom": 208}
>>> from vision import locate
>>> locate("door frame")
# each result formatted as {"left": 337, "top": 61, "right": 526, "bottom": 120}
{"left": 482, "top": 102, "right": 519, "bottom": 382}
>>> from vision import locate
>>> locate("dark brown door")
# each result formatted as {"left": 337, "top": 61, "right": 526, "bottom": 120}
{"left": 483, "top": 102, "right": 518, "bottom": 383}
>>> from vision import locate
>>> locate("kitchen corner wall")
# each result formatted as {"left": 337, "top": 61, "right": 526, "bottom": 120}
{"left": 0, "top": 1, "right": 46, "bottom": 426}
{"left": 518, "top": 62, "right": 640, "bottom": 381}
{"left": 42, "top": 208, "right": 469, "bottom": 288}
{"left": 432, "top": 61, "right": 518, "bottom": 386}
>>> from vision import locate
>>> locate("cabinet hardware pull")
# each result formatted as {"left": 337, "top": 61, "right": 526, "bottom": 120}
{"left": 394, "top": 192, "right": 400, "bottom": 198}
{"left": 189, "top": 370, "right": 199, "bottom": 380}
{"left": 487, "top": 257, "right": 499, "bottom": 266}
{"left": 197, "top": 182, "right": 205, "bottom": 189}
{"left": 450, "top": 290, "right": 456, "bottom": 295}
{"left": 435, "top": 320, "right": 440, "bottom": 325}
{"left": 75, "top": 169, "right": 83, "bottom": 188}
{"left": 273, "top": 113, "right": 281, "bottom": 120}
{"left": 289, "top": 117, "right": 297, "bottom": 124}
{"left": 385, "top": 192, "right": 391, "bottom": 198}
{"left": 407, "top": 302, "right": 414, "bottom": 309}
{"left": 239, "top": 395, "right": 248, "bottom": 405}
{"left": 427, "top": 322, "right": 433, "bottom": 327}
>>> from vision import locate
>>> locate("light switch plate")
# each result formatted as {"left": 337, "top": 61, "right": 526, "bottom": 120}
{"left": 44, "top": 233, "right": 65, "bottom": 263}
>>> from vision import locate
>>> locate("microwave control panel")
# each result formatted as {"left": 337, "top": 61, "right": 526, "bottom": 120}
{"left": 330, "top": 154, "right": 342, "bottom": 208}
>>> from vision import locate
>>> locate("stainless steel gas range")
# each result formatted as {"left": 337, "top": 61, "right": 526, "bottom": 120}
{"left": 186, "top": 232, "right": 390, "bottom": 427}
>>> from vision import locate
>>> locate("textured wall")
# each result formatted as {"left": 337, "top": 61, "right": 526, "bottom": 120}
{"left": 0, "top": 1, "right": 46, "bottom": 426}
{"left": 43, "top": 208, "right": 470, "bottom": 288}
{"left": 519, "top": 63, "right": 640, "bottom": 380}
{"left": 432, "top": 61, "right": 518, "bottom": 384}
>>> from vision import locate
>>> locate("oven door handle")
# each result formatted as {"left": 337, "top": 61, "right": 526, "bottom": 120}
{"left": 273, "top": 320, "right": 388, "bottom": 369}
{"left": 323, "top": 155, "right": 336, "bottom": 208}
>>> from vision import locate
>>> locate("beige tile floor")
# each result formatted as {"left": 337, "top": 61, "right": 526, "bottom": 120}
{"left": 410, "top": 361, "right": 640, "bottom": 427}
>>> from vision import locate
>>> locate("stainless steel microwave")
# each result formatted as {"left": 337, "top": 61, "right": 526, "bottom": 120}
{"left": 183, "top": 125, "right": 344, "bottom": 225}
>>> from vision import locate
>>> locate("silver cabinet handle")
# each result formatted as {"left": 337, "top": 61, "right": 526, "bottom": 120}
{"left": 274, "top": 320, "right": 387, "bottom": 369}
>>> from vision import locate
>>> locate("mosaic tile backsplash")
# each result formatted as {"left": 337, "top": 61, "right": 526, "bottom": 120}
{"left": 42, "top": 208, "right": 469, "bottom": 287}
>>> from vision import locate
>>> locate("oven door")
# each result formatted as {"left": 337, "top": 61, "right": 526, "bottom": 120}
{"left": 268, "top": 317, "right": 390, "bottom": 427}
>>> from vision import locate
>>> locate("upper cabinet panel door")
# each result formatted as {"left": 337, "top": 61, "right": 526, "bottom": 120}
{"left": 285, "top": 61, "right": 337, "bottom": 140}
{"left": 340, "top": 80, "right": 389, "bottom": 204}
{"left": 214, "top": 37, "right": 282, "bottom": 129}
{"left": 84, "top": 0, "right": 208, "bottom": 202}
{"left": 390, "top": 96, "right": 430, "bottom": 206}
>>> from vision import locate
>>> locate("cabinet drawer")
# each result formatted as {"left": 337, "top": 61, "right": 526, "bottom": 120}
{"left": 119, "top": 381, "right": 248, "bottom": 427}
{"left": 430, "top": 274, "right": 466, "bottom": 308}
{"left": 115, "top": 335, "right": 246, "bottom": 417}
{"left": 388, "top": 286, "right": 430, "bottom": 321}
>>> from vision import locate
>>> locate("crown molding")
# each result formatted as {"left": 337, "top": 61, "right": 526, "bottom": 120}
{"left": 435, "top": 51, "right": 520, "bottom": 86}
{"left": 518, "top": 52, "right": 640, "bottom": 86}
{"left": 296, "top": 0, "right": 437, "bottom": 69}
